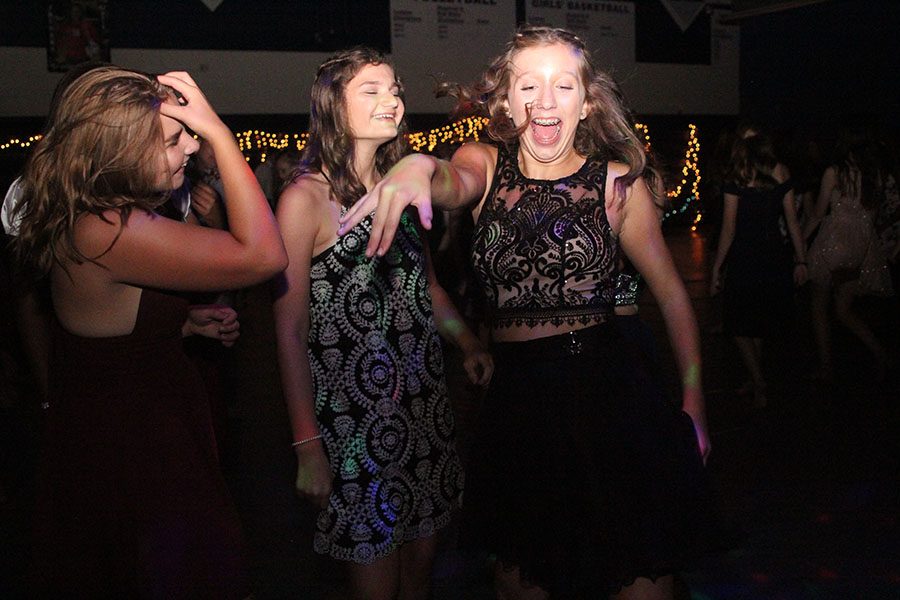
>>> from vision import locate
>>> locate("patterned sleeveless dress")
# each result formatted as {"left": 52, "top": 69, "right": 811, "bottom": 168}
{"left": 306, "top": 210, "right": 463, "bottom": 564}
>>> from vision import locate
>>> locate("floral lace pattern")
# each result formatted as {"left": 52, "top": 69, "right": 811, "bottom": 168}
{"left": 471, "top": 145, "right": 618, "bottom": 328}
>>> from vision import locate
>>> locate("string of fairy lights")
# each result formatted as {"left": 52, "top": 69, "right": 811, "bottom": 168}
{"left": 2, "top": 118, "right": 703, "bottom": 225}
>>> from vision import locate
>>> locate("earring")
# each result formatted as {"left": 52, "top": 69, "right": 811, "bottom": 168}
{"left": 580, "top": 111, "right": 587, "bottom": 120}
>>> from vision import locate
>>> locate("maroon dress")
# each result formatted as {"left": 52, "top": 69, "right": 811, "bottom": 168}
{"left": 31, "top": 288, "right": 247, "bottom": 599}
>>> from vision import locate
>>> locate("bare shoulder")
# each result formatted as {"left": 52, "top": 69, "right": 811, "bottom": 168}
{"left": 277, "top": 172, "right": 332, "bottom": 218}
{"left": 605, "top": 161, "right": 650, "bottom": 204}
{"left": 72, "top": 207, "right": 154, "bottom": 256}
{"left": 454, "top": 141, "right": 496, "bottom": 162}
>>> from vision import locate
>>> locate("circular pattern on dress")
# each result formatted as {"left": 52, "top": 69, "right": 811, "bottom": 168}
{"left": 337, "top": 268, "right": 388, "bottom": 338}
{"left": 367, "top": 474, "right": 416, "bottom": 538}
{"left": 346, "top": 338, "right": 400, "bottom": 403}
{"left": 362, "top": 410, "right": 412, "bottom": 465}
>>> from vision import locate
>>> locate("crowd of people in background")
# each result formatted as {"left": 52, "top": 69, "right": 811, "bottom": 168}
{"left": 707, "top": 119, "right": 898, "bottom": 396}
{"left": 0, "top": 22, "right": 898, "bottom": 600}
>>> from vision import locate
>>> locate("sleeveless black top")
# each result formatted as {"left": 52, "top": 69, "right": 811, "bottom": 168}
{"left": 471, "top": 145, "right": 618, "bottom": 328}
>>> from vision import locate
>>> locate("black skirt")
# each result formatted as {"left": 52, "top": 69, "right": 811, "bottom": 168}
{"left": 460, "top": 322, "right": 715, "bottom": 596}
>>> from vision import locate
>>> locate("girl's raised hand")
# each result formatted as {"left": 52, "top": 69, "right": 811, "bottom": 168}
{"left": 156, "top": 72, "right": 228, "bottom": 140}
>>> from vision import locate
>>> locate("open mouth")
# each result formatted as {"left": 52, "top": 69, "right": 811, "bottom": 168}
{"left": 530, "top": 117, "right": 561, "bottom": 145}
{"left": 373, "top": 113, "right": 396, "bottom": 122}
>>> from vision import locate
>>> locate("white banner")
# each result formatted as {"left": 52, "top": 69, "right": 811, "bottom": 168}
{"left": 390, "top": 0, "right": 516, "bottom": 113}
{"left": 526, "top": 0, "right": 738, "bottom": 115}
{"left": 525, "top": 1, "right": 635, "bottom": 75}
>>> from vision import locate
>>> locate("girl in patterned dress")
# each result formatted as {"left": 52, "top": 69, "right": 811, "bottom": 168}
{"left": 272, "top": 48, "right": 492, "bottom": 600}
{"left": 339, "top": 26, "right": 715, "bottom": 600}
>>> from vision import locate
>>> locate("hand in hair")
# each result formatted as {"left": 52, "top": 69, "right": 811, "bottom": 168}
{"left": 157, "top": 72, "right": 230, "bottom": 141}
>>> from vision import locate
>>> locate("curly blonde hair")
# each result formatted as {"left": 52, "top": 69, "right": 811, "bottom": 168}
{"left": 439, "top": 24, "right": 660, "bottom": 204}
{"left": 14, "top": 66, "right": 174, "bottom": 275}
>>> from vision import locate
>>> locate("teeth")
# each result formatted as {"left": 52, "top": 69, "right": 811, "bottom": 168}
{"left": 532, "top": 118, "right": 560, "bottom": 126}
{"left": 374, "top": 114, "right": 395, "bottom": 119}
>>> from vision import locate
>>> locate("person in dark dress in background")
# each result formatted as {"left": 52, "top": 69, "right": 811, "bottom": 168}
{"left": 710, "top": 125, "right": 808, "bottom": 408}
{"left": 12, "top": 66, "right": 286, "bottom": 597}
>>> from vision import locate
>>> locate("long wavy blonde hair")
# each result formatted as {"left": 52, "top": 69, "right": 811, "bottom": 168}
{"left": 439, "top": 24, "right": 660, "bottom": 204}
{"left": 14, "top": 66, "right": 174, "bottom": 275}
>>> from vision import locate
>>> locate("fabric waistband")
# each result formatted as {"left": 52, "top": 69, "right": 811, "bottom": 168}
{"left": 491, "top": 322, "right": 618, "bottom": 361}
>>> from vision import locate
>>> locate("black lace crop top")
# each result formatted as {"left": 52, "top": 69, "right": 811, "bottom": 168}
{"left": 471, "top": 145, "right": 619, "bottom": 328}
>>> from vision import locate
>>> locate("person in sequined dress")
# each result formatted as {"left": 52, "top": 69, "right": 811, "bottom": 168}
{"left": 803, "top": 126, "right": 894, "bottom": 380}
{"left": 272, "top": 47, "right": 491, "bottom": 600}
{"left": 338, "top": 26, "right": 716, "bottom": 600}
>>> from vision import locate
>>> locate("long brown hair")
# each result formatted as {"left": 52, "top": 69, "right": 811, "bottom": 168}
{"left": 14, "top": 66, "right": 174, "bottom": 275}
{"left": 296, "top": 47, "right": 408, "bottom": 208}
{"left": 438, "top": 24, "right": 660, "bottom": 204}
{"left": 833, "top": 125, "right": 887, "bottom": 211}
{"left": 725, "top": 124, "right": 779, "bottom": 190}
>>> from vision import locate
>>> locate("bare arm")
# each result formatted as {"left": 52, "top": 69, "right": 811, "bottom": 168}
{"left": 803, "top": 166, "right": 836, "bottom": 240}
{"left": 339, "top": 142, "right": 495, "bottom": 258}
{"left": 74, "top": 72, "right": 287, "bottom": 292}
{"left": 711, "top": 193, "right": 738, "bottom": 295}
{"left": 615, "top": 169, "right": 709, "bottom": 461}
{"left": 776, "top": 165, "right": 808, "bottom": 284}
{"left": 272, "top": 181, "right": 333, "bottom": 508}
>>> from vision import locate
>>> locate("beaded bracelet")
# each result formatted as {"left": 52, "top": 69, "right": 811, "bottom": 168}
{"left": 291, "top": 434, "right": 323, "bottom": 448}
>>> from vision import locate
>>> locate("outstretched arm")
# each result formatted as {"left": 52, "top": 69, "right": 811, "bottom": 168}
{"left": 711, "top": 193, "right": 738, "bottom": 295}
{"left": 339, "top": 142, "right": 494, "bottom": 258}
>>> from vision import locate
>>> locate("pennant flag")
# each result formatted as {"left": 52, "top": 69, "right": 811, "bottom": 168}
{"left": 658, "top": 0, "right": 706, "bottom": 32}
{"left": 199, "top": 0, "right": 224, "bottom": 11}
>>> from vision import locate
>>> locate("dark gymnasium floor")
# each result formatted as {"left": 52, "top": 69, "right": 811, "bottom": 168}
{"left": 2, "top": 227, "right": 899, "bottom": 599}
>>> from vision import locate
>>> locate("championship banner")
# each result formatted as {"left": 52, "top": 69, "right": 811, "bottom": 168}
{"left": 525, "top": 1, "right": 635, "bottom": 74}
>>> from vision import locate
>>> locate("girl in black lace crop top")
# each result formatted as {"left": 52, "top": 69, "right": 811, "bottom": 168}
{"left": 339, "top": 25, "right": 715, "bottom": 599}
